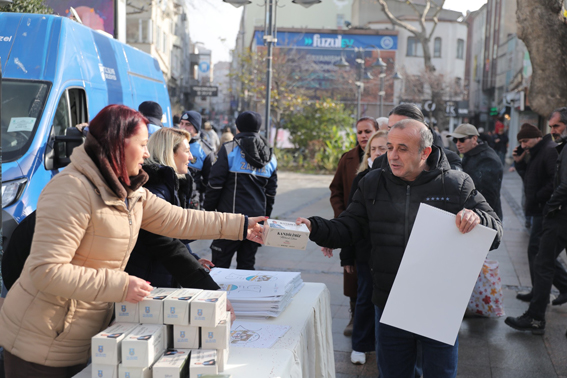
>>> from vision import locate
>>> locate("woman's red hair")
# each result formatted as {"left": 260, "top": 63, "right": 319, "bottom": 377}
{"left": 88, "top": 104, "right": 149, "bottom": 185}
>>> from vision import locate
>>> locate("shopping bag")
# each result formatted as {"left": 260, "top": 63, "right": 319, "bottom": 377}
{"left": 466, "top": 259, "right": 505, "bottom": 317}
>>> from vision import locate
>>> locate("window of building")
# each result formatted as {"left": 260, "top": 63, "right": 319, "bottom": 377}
{"left": 407, "top": 37, "right": 423, "bottom": 57}
{"left": 457, "top": 39, "right": 465, "bottom": 59}
{"left": 126, "top": 19, "right": 152, "bottom": 44}
{"left": 434, "top": 37, "right": 442, "bottom": 58}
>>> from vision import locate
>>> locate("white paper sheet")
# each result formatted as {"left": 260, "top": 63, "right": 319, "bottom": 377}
{"left": 230, "top": 321, "right": 290, "bottom": 348}
{"left": 380, "top": 203, "right": 498, "bottom": 345}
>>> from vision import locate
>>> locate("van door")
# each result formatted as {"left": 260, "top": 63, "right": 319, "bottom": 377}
{"left": 45, "top": 88, "right": 88, "bottom": 170}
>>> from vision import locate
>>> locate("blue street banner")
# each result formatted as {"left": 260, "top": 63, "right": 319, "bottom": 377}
{"left": 254, "top": 31, "right": 397, "bottom": 51}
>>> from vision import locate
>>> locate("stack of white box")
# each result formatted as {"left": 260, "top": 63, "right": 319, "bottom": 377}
{"left": 93, "top": 288, "right": 230, "bottom": 378}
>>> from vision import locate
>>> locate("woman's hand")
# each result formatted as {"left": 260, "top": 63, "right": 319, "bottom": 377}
{"left": 321, "top": 247, "right": 334, "bottom": 258}
{"left": 246, "top": 216, "right": 268, "bottom": 244}
{"left": 296, "top": 217, "right": 311, "bottom": 232}
{"left": 198, "top": 258, "right": 215, "bottom": 271}
{"left": 125, "top": 276, "right": 153, "bottom": 303}
{"left": 226, "top": 299, "right": 236, "bottom": 325}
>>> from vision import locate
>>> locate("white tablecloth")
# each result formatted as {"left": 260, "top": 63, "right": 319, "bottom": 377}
{"left": 74, "top": 282, "right": 334, "bottom": 378}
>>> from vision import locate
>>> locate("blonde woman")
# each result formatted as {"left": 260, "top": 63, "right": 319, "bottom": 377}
{"left": 343, "top": 130, "right": 388, "bottom": 365}
{"left": 126, "top": 127, "right": 217, "bottom": 289}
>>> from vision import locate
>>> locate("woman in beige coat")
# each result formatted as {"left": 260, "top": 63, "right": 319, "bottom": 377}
{"left": 0, "top": 105, "right": 265, "bottom": 377}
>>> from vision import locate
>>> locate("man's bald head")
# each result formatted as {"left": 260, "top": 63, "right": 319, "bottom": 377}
{"left": 390, "top": 119, "right": 433, "bottom": 153}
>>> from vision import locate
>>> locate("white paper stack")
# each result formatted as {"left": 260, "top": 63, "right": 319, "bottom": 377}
{"left": 210, "top": 268, "right": 303, "bottom": 317}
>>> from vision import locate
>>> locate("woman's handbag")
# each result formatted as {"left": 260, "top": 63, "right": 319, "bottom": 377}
{"left": 466, "top": 259, "right": 505, "bottom": 317}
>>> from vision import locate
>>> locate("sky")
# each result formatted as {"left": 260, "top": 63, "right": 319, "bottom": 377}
{"left": 188, "top": 0, "right": 488, "bottom": 64}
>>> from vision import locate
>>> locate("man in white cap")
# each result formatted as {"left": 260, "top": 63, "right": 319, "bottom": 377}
{"left": 448, "top": 123, "right": 503, "bottom": 220}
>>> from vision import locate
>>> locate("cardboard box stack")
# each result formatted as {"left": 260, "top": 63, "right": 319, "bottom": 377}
{"left": 95, "top": 289, "right": 230, "bottom": 377}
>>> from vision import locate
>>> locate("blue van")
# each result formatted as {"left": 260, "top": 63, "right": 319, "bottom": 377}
{"left": 1, "top": 13, "right": 172, "bottom": 249}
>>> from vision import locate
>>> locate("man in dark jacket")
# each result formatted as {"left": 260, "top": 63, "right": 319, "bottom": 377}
{"left": 512, "top": 123, "right": 567, "bottom": 304}
{"left": 297, "top": 119, "right": 502, "bottom": 377}
{"left": 506, "top": 107, "right": 567, "bottom": 334}
{"left": 448, "top": 123, "right": 504, "bottom": 220}
{"left": 179, "top": 110, "right": 214, "bottom": 209}
{"left": 204, "top": 111, "right": 277, "bottom": 270}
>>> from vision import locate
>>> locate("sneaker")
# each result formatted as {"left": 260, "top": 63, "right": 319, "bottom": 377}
{"left": 552, "top": 292, "right": 567, "bottom": 306}
{"left": 504, "top": 312, "right": 546, "bottom": 335}
{"left": 351, "top": 350, "right": 366, "bottom": 365}
{"left": 516, "top": 291, "right": 533, "bottom": 302}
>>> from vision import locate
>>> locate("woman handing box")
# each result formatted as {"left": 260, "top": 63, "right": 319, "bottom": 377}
{"left": 0, "top": 105, "right": 265, "bottom": 377}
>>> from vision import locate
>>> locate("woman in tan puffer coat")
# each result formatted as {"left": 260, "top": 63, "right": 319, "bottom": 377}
{"left": 0, "top": 105, "right": 265, "bottom": 378}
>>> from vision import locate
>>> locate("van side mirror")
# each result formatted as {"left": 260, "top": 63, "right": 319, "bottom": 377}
{"left": 45, "top": 126, "right": 85, "bottom": 170}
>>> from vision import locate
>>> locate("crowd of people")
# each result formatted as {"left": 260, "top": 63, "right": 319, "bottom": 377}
{"left": 0, "top": 99, "right": 566, "bottom": 378}
{"left": 300, "top": 104, "right": 567, "bottom": 377}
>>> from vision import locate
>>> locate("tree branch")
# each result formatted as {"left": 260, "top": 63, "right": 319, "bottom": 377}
{"left": 427, "top": 0, "right": 445, "bottom": 40}
{"left": 376, "top": 0, "right": 419, "bottom": 35}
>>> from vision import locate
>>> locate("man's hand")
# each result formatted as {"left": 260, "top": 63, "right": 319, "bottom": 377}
{"left": 345, "top": 265, "right": 355, "bottom": 274}
{"left": 198, "top": 258, "right": 214, "bottom": 271}
{"left": 321, "top": 247, "right": 333, "bottom": 258}
{"left": 455, "top": 209, "right": 480, "bottom": 234}
{"left": 125, "top": 276, "right": 153, "bottom": 303}
{"left": 512, "top": 146, "right": 526, "bottom": 163}
{"left": 296, "top": 217, "right": 311, "bottom": 232}
{"left": 226, "top": 299, "right": 236, "bottom": 325}
{"left": 246, "top": 216, "right": 268, "bottom": 244}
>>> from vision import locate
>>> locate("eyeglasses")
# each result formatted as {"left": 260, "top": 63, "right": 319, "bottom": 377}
{"left": 452, "top": 136, "right": 471, "bottom": 144}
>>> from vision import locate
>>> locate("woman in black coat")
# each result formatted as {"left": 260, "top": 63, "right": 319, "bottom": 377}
{"left": 125, "top": 127, "right": 217, "bottom": 289}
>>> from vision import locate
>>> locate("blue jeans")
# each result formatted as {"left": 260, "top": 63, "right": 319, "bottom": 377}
{"left": 351, "top": 262, "right": 375, "bottom": 352}
{"left": 375, "top": 306, "right": 458, "bottom": 378}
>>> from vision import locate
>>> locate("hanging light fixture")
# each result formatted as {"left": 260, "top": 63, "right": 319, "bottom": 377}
{"left": 334, "top": 55, "right": 350, "bottom": 69}
{"left": 222, "top": 0, "right": 251, "bottom": 8}
{"left": 292, "top": 0, "right": 322, "bottom": 8}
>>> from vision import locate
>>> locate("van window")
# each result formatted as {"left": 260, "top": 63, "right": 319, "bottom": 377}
{"left": 45, "top": 88, "right": 88, "bottom": 170}
{"left": 1, "top": 80, "right": 51, "bottom": 162}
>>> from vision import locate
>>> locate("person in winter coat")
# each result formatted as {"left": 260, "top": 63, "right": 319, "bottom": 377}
{"left": 202, "top": 121, "right": 221, "bottom": 152}
{"left": 297, "top": 119, "right": 502, "bottom": 378}
{"left": 448, "top": 123, "right": 504, "bottom": 220}
{"left": 125, "top": 127, "right": 217, "bottom": 289}
{"left": 219, "top": 125, "right": 234, "bottom": 150}
{"left": 340, "top": 130, "right": 388, "bottom": 365}
{"left": 0, "top": 105, "right": 265, "bottom": 378}
{"left": 204, "top": 111, "right": 278, "bottom": 270}
{"left": 506, "top": 107, "right": 567, "bottom": 334}
{"left": 512, "top": 123, "right": 567, "bottom": 304}
{"left": 329, "top": 116, "right": 379, "bottom": 337}
{"left": 179, "top": 110, "right": 214, "bottom": 209}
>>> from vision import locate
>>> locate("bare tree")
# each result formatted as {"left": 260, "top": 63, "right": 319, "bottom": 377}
{"left": 516, "top": 0, "right": 567, "bottom": 117}
{"left": 376, "top": 0, "right": 445, "bottom": 72}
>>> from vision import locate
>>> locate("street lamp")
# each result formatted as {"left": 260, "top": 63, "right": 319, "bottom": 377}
{"left": 223, "top": 0, "right": 321, "bottom": 144}
{"left": 335, "top": 46, "right": 387, "bottom": 120}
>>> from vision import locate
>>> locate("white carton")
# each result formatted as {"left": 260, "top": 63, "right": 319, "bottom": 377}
{"left": 190, "top": 291, "right": 227, "bottom": 327}
{"left": 139, "top": 288, "right": 178, "bottom": 324}
{"left": 92, "top": 323, "right": 140, "bottom": 365}
{"left": 201, "top": 312, "right": 230, "bottom": 350}
{"left": 152, "top": 349, "right": 190, "bottom": 378}
{"left": 262, "top": 219, "right": 310, "bottom": 250}
{"left": 91, "top": 363, "right": 118, "bottom": 378}
{"left": 216, "top": 347, "right": 229, "bottom": 373}
{"left": 118, "top": 364, "right": 152, "bottom": 378}
{"left": 115, "top": 302, "right": 139, "bottom": 323}
{"left": 121, "top": 324, "right": 165, "bottom": 367}
{"left": 173, "top": 325, "right": 200, "bottom": 349}
{"left": 189, "top": 349, "right": 218, "bottom": 377}
{"left": 163, "top": 288, "right": 203, "bottom": 325}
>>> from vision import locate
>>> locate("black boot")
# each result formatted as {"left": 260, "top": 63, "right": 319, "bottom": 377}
{"left": 344, "top": 298, "right": 356, "bottom": 337}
